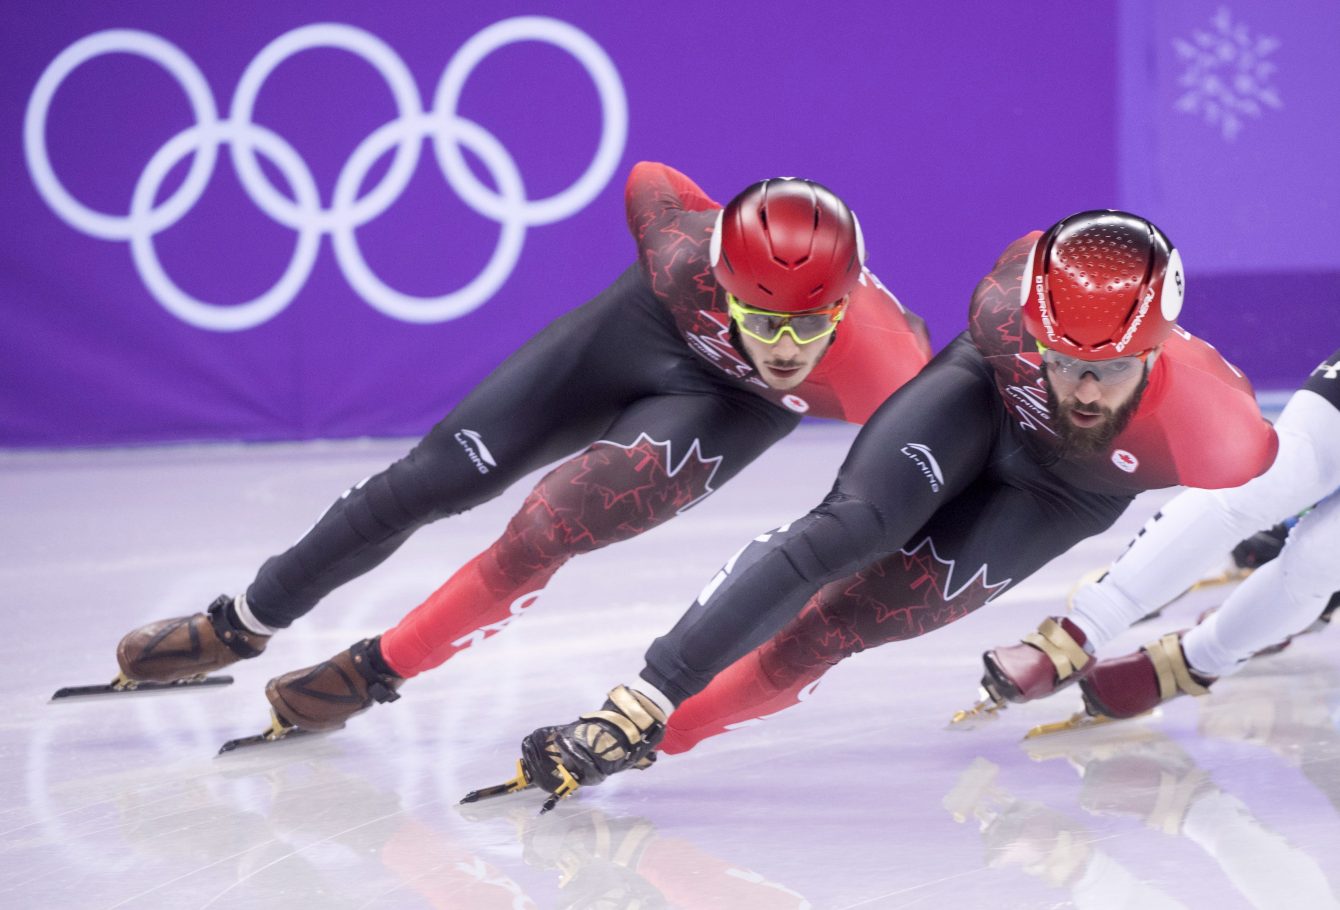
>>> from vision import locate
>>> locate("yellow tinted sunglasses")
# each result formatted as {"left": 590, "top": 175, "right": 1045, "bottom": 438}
{"left": 728, "top": 294, "right": 847, "bottom": 345}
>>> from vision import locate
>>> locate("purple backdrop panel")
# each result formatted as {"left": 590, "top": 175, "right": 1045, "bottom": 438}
{"left": 1120, "top": 0, "right": 1340, "bottom": 270}
{"left": 1118, "top": 1, "right": 1340, "bottom": 387}
{"left": 5, "top": 2, "right": 1125, "bottom": 447}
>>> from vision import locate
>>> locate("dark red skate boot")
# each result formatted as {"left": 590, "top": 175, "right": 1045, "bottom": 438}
{"left": 981, "top": 617, "right": 1094, "bottom": 704}
{"left": 1079, "top": 631, "right": 1214, "bottom": 721}
{"left": 116, "top": 594, "right": 270, "bottom": 684}
{"left": 264, "top": 637, "right": 404, "bottom": 733}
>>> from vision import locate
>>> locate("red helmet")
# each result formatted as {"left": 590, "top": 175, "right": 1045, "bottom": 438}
{"left": 710, "top": 178, "right": 865, "bottom": 313}
{"left": 1021, "top": 210, "right": 1184, "bottom": 359}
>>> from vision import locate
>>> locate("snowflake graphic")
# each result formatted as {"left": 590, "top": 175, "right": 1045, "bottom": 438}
{"left": 1172, "top": 6, "right": 1283, "bottom": 141}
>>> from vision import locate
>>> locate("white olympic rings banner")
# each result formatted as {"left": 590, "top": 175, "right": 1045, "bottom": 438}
{"left": 24, "top": 17, "right": 627, "bottom": 331}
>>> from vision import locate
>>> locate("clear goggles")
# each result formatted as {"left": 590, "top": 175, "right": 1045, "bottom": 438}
{"left": 728, "top": 294, "right": 847, "bottom": 345}
{"left": 1038, "top": 343, "right": 1149, "bottom": 386}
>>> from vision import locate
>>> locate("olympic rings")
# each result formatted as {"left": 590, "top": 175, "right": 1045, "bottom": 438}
{"left": 24, "top": 17, "right": 628, "bottom": 331}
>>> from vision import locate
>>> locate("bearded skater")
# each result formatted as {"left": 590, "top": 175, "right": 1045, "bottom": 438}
{"left": 984, "top": 345, "right": 1340, "bottom": 736}
{"left": 486, "top": 210, "right": 1278, "bottom": 809}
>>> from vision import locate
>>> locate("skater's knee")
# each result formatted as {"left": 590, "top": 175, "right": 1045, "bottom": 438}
{"left": 805, "top": 492, "right": 892, "bottom": 574}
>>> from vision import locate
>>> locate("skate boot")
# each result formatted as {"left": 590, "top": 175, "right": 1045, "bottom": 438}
{"left": 953, "top": 618, "right": 1093, "bottom": 726}
{"left": 1230, "top": 521, "right": 1290, "bottom": 570}
{"left": 1079, "top": 631, "right": 1213, "bottom": 721}
{"left": 264, "top": 637, "right": 404, "bottom": 733}
{"left": 467, "top": 685, "right": 665, "bottom": 812}
{"left": 116, "top": 594, "right": 270, "bottom": 684}
{"left": 982, "top": 617, "right": 1093, "bottom": 704}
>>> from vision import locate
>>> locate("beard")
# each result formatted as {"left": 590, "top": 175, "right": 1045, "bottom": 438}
{"left": 1046, "top": 369, "right": 1149, "bottom": 457}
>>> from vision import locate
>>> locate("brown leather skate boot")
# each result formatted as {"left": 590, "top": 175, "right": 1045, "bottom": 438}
{"left": 116, "top": 595, "right": 270, "bottom": 683}
{"left": 981, "top": 616, "right": 1094, "bottom": 705}
{"left": 265, "top": 637, "right": 403, "bottom": 732}
{"left": 1079, "top": 631, "right": 1214, "bottom": 720}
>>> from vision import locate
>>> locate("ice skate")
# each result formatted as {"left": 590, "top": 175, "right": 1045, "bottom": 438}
{"left": 1230, "top": 521, "right": 1291, "bottom": 570}
{"left": 947, "top": 686, "right": 1010, "bottom": 729}
{"left": 218, "top": 637, "right": 402, "bottom": 753}
{"left": 1022, "top": 710, "right": 1130, "bottom": 739}
{"left": 216, "top": 710, "right": 325, "bottom": 754}
{"left": 951, "top": 617, "right": 1092, "bottom": 727}
{"left": 52, "top": 595, "right": 267, "bottom": 701}
{"left": 1025, "top": 631, "right": 1212, "bottom": 739}
{"left": 464, "top": 685, "right": 665, "bottom": 814}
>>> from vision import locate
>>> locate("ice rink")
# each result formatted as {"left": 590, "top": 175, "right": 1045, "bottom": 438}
{"left": 4, "top": 421, "right": 1339, "bottom": 909}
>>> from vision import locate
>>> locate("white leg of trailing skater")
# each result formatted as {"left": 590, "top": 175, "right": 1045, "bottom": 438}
{"left": 1097, "top": 488, "right": 1255, "bottom": 620}
{"left": 1187, "top": 494, "right": 1340, "bottom": 678}
{"left": 1180, "top": 607, "right": 1244, "bottom": 681}
{"left": 1069, "top": 580, "right": 1149, "bottom": 651}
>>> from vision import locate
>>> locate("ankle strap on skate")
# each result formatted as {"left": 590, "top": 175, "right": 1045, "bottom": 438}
{"left": 579, "top": 685, "right": 665, "bottom": 746}
{"left": 206, "top": 595, "right": 269, "bottom": 659}
{"left": 1145, "top": 633, "right": 1212, "bottom": 700}
{"left": 1023, "top": 618, "right": 1091, "bottom": 681}
{"left": 350, "top": 638, "right": 402, "bottom": 704}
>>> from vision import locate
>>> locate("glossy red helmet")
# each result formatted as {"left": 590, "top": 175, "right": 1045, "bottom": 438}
{"left": 710, "top": 178, "right": 865, "bottom": 313}
{"left": 1021, "top": 210, "right": 1184, "bottom": 360}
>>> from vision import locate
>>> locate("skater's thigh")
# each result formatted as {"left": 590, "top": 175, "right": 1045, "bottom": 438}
{"left": 819, "top": 472, "right": 1132, "bottom": 642}
{"left": 395, "top": 269, "right": 702, "bottom": 506}
{"left": 595, "top": 388, "right": 801, "bottom": 497}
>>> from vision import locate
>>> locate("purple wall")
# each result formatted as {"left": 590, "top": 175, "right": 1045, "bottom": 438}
{"left": 7, "top": 1, "right": 1321, "bottom": 447}
{"left": 1118, "top": 0, "right": 1340, "bottom": 390}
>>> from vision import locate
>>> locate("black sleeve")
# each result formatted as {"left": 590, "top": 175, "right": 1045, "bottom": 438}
{"left": 1303, "top": 347, "right": 1340, "bottom": 410}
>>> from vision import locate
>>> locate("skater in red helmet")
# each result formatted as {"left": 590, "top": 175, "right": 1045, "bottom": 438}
{"left": 87, "top": 163, "right": 932, "bottom": 749}
{"left": 494, "top": 211, "right": 1277, "bottom": 808}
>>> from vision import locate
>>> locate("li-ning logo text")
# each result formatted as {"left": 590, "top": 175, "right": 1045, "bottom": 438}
{"left": 901, "top": 443, "right": 943, "bottom": 492}
{"left": 455, "top": 429, "right": 497, "bottom": 474}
